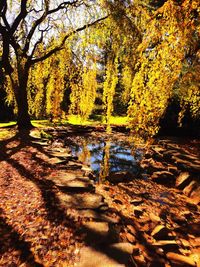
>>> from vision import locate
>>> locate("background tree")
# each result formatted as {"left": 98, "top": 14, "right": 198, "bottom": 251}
{"left": 0, "top": 0, "right": 107, "bottom": 129}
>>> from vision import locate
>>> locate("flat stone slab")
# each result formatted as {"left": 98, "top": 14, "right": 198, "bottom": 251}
{"left": 77, "top": 247, "right": 125, "bottom": 267}
{"left": 58, "top": 179, "right": 94, "bottom": 192}
{"left": 60, "top": 193, "right": 104, "bottom": 209}
{"left": 173, "top": 157, "right": 200, "bottom": 173}
{"left": 67, "top": 161, "right": 83, "bottom": 169}
{"left": 176, "top": 172, "right": 191, "bottom": 189}
{"left": 48, "top": 147, "right": 70, "bottom": 153}
{"left": 151, "top": 171, "right": 174, "bottom": 184}
{"left": 151, "top": 225, "right": 170, "bottom": 240}
{"left": 77, "top": 210, "right": 120, "bottom": 224}
{"left": 47, "top": 157, "right": 67, "bottom": 165}
{"left": 107, "top": 171, "right": 135, "bottom": 184}
{"left": 108, "top": 243, "right": 135, "bottom": 255}
{"left": 49, "top": 151, "right": 71, "bottom": 158}
{"left": 47, "top": 172, "right": 78, "bottom": 183}
{"left": 81, "top": 165, "right": 93, "bottom": 172}
{"left": 31, "top": 140, "right": 49, "bottom": 146}
{"left": 166, "top": 252, "right": 196, "bottom": 266}
{"left": 190, "top": 186, "right": 200, "bottom": 205}
{"left": 83, "top": 221, "right": 109, "bottom": 239}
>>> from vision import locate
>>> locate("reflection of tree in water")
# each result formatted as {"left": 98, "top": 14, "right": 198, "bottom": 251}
{"left": 73, "top": 138, "right": 141, "bottom": 182}
{"left": 78, "top": 140, "right": 91, "bottom": 166}
{"left": 99, "top": 141, "right": 110, "bottom": 183}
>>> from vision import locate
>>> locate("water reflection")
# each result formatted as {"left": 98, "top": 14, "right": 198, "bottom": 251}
{"left": 70, "top": 138, "right": 142, "bottom": 182}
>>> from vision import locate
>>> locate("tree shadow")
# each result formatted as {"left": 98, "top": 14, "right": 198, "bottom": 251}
{"left": 0, "top": 208, "right": 43, "bottom": 267}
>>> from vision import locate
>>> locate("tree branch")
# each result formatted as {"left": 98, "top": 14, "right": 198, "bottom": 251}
{"left": 24, "top": 1, "right": 80, "bottom": 53}
{"left": 0, "top": 0, "right": 10, "bottom": 30}
{"left": 30, "top": 22, "right": 52, "bottom": 58}
{"left": 11, "top": 0, "right": 27, "bottom": 34}
{"left": 31, "top": 15, "right": 109, "bottom": 65}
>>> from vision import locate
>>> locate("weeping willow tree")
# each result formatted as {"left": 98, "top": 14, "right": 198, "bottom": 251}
{"left": 69, "top": 65, "right": 98, "bottom": 121}
{"left": 178, "top": 57, "right": 200, "bottom": 123}
{"left": 126, "top": 0, "right": 200, "bottom": 137}
{"left": 27, "top": 37, "right": 74, "bottom": 120}
{"left": 103, "top": 57, "right": 118, "bottom": 130}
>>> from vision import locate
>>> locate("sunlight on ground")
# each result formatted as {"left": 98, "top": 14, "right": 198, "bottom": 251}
{"left": 0, "top": 121, "right": 16, "bottom": 127}
{"left": 0, "top": 128, "right": 16, "bottom": 141}
{"left": 0, "top": 116, "right": 128, "bottom": 141}
{"left": 66, "top": 115, "right": 128, "bottom": 126}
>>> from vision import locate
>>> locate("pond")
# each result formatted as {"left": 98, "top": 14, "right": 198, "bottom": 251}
{"left": 70, "top": 138, "right": 143, "bottom": 181}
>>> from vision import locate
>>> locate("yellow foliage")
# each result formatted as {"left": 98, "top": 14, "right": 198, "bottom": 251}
{"left": 127, "top": 0, "right": 198, "bottom": 138}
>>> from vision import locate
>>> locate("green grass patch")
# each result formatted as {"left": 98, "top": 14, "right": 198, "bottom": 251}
{"left": 65, "top": 115, "right": 128, "bottom": 126}
{"left": 0, "top": 121, "right": 16, "bottom": 128}
{"left": 108, "top": 116, "right": 128, "bottom": 125}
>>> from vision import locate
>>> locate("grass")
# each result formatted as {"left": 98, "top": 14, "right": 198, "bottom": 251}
{"left": 0, "top": 116, "right": 129, "bottom": 128}
{"left": 65, "top": 115, "right": 128, "bottom": 126}
{"left": 0, "top": 121, "right": 16, "bottom": 127}
{"left": 0, "top": 116, "right": 128, "bottom": 141}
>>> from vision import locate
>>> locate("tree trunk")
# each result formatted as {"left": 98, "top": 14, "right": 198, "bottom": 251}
{"left": 15, "top": 84, "right": 32, "bottom": 129}
{"left": 14, "top": 60, "right": 33, "bottom": 130}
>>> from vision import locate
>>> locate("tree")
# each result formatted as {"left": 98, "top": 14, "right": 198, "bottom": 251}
{"left": 0, "top": 0, "right": 107, "bottom": 129}
{"left": 127, "top": 0, "right": 200, "bottom": 137}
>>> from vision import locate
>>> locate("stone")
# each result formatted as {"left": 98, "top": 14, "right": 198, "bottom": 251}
{"left": 189, "top": 237, "right": 200, "bottom": 247}
{"left": 130, "top": 197, "right": 143, "bottom": 206}
{"left": 190, "top": 185, "right": 200, "bottom": 205}
{"left": 60, "top": 192, "right": 104, "bottom": 209}
{"left": 133, "top": 207, "right": 143, "bottom": 218}
{"left": 47, "top": 171, "right": 77, "bottom": 184}
{"left": 57, "top": 179, "right": 94, "bottom": 192}
{"left": 47, "top": 157, "right": 67, "bottom": 165}
{"left": 152, "top": 240, "right": 178, "bottom": 249}
{"left": 183, "top": 181, "right": 198, "bottom": 196}
{"left": 188, "top": 223, "right": 200, "bottom": 235}
{"left": 67, "top": 161, "right": 82, "bottom": 169}
{"left": 176, "top": 172, "right": 191, "bottom": 189}
{"left": 83, "top": 221, "right": 109, "bottom": 237}
{"left": 108, "top": 243, "right": 135, "bottom": 255}
{"left": 152, "top": 146, "right": 165, "bottom": 154}
{"left": 107, "top": 171, "right": 135, "bottom": 184}
{"left": 148, "top": 261, "right": 165, "bottom": 267}
{"left": 31, "top": 140, "right": 49, "bottom": 146}
{"left": 178, "top": 239, "right": 190, "bottom": 248}
{"left": 113, "top": 199, "right": 123, "bottom": 205}
{"left": 77, "top": 210, "right": 120, "bottom": 223}
{"left": 173, "top": 158, "right": 200, "bottom": 173}
{"left": 149, "top": 213, "right": 161, "bottom": 222}
{"left": 127, "top": 225, "right": 137, "bottom": 236}
{"left": 49, "top": 151, "right": 71, "bottom": 158}
{"left": 81, "top": 165, "right": 93, "bottom": 172}
{"left": 151, "top": 171, "right": 174, "bottom": 185}
{"left": 126, "top": 233, "right": 136, "bottom": 243}
{"left": 166, "top": 252, "right": 196, "bottom": 266}
{"left": 151, "top": 225, "right": 170, "bottom": 240}
{"left": 167, "top": 165, "right": 178, "bottom": 174}
{"left": 98, "top": 203, "right": 109, "bottom": 211}
{"left": 77, "top": 247, "right": 125, "bottom": 267}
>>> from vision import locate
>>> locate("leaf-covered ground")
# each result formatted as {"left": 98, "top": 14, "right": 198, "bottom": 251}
{"left": 0, "top": 130, "right": 83, "bottom": 266}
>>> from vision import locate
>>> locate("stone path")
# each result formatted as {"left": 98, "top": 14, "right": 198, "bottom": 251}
{"left": 33, "top": 140, "right": 134, "bottom": 266}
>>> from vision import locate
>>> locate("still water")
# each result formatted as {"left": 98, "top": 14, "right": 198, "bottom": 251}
{"left": 70, "top": 139, "right": 143, "bottom": 179}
